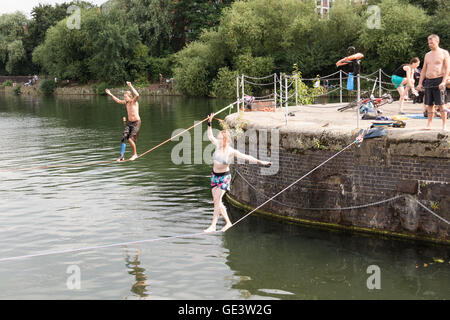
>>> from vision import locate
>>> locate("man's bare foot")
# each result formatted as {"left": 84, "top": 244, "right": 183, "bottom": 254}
{"left": 423, "top": 127, "right": 432, "bottom": 130}
{"left": 129, "top": 154, "right": 138, "bottom": 161}
{"left": 221, "top": 223, "right": 233, "bottom": 232}
{"left": 203, "top": 226, "right": 216, "bottom": 233}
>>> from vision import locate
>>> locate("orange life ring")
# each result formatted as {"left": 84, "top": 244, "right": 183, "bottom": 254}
{"left": 336, "top": 53, "right": 364, "bottom": 66}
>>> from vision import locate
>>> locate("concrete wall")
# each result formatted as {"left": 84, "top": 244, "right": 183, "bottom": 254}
{"left": 226, "top": 126, "right": 450, "bottom": 244}
{"left": 0, "top": 76, "right": 31, "bottom": 83}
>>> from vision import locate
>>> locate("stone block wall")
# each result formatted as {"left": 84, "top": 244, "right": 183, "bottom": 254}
{"left": 228, "top": 131, "right": 450, "bottom": 244}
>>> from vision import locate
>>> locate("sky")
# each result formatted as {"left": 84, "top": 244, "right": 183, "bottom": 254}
{"left": 0, "top": 0, "right": 107, "bottom": 17}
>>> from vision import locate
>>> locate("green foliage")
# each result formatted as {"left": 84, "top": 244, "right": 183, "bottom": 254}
{"left": 0, "top": 0, "right": 445, "bottom": 97}
{"left": 0, "top": 12, "right": 29, "bottom": 74}
{"left": 28, "top": 2, "right": 93, "bottom": 48}
{"left": 234, "top": 52, "right": 274, "bottom": 96}
{"left": 97, "top": 82, "right": 109, "bottom": 95}
{"left": 13, "top": 84, "right": 21, "bottom": 95}
{"left": 283, "top": 0, "right": 363, "bottom": 76}
{"left": 234, "top": 53, "right": 274, "bottom": 80}
{"left": 116, "top": 0, "right": 172, "bottom": 57}
{"left": 38, "top": 78, "right": 56, "bottom": 95}
{"left": 0, "top": 2, "right": 94, "bottom": 76}
{"left": 1, "top": 80, "right": 13, "bottom": 87}
{"left": 288, "top": 65, "right": 324, "bottom": 105}
{"left": 430, "top": 201, "right": 439, "bottom": 211}
{"left": 174, "top": 0, "right": 364, "bottom": 96}
{"left": 211, "top": 67, "right": 239, "bottom": 98}
{"left": 146, "top": 56, "right": 173, "bottom": 81}
{"left": 173, "top": 30, "right": 227, "bottom": 96}
{"left": 171, "top": 0, "right": 233, "bottom": 51}
{"left": 405, "top": 0, "right": 448, "bottom": 15}
{"left": 33, "top": 8, "right": 143, "bottom": 85}
{"left": 173, "top": 52, "right": 211, "bottom": 96}
{"left": 312, "top": 137, "right": 328, "bottom": 150}
{"left": 358, "top": 0, "right": 430, "bottom": 72}
{"left": 84, "top": 9, "right": 141, "bottom": 84}
{"left": 427, "top": 5, "right": 450, "bottom": 52}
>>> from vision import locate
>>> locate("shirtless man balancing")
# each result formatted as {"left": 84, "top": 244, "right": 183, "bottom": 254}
{"left": 105, "top": 82, "right": 141, "bottom": 161}
{"left": 417, "top": 34, "right": 450, "bottom": 130}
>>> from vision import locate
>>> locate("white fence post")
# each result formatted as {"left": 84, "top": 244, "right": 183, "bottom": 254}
{"left": 274, "top": 73, "right": 277, "bottom": 111}
{"left": 285, "top": 76, "right": 288, "bottom": 125}
{"left": 379, "top": 68, "right": 382, "bottom": 97}
{"left": 241, "top": 74, "right": 245, "bottom": 112}
{"left": 236, "top": 75, "right": 240, "bottom": 112}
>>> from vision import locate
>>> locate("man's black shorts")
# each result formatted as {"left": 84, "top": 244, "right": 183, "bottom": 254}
{"left": 122, "top": 120, "right": 141, "bottom": 142}
{"left": 424, "top": 77, "right": 445, "bottom": 106}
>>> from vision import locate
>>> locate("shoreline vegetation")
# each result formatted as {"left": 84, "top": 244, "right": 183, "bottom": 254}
{"left": 0, "top": 80, "right": 180, "bottom": 96}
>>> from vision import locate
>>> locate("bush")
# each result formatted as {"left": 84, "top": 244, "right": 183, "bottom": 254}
{"left": 2, "top": 80, "right": 13, "bottom": 87}
{"left": 233, "top": 52, "right": 275, "bottom": 96}
{"left": 38, "top": 79, "right": 56, "bottom": 95}
{"left": 97, "top": 82, "right": 109, "bottom": 95}
{"left": 358, "top": 0, "right": 430, "bottom": 72}
{"left": 32, "top": 8, "right": 142, "bottom": 84}
{"left": 172, "top": 30, "right": 227, "bottom": 96}
{"left": 173, "top": 57, "right": 210, "bottom": 96}
{"left": 211, "top": 67, "right": 239, "bottom": 98}
{"left": 13, "top": 85, "right": 21, "bottom": 95}
{"left": 146, "top": 56, "right": 173, "bottom": 82}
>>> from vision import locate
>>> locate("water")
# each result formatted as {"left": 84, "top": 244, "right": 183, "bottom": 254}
{"left": 0, "top": 94, "right": 449, "bottom": 300}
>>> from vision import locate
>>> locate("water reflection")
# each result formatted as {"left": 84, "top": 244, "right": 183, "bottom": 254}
{"left": 125, "top": 249, "right": 150, "bottom": 299}
{"left": 223, "top": 204, "right": 450, "bottom": 300}
{"left": 0, "top": 94, "right": 448, "bottom": 300}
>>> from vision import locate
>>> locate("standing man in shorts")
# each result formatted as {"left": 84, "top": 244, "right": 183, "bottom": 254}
{"left": 417, "top": 34, "right": 449, "bottom": 130}
{"left": 106, "top": 82, "right": 141, "bottom": 161}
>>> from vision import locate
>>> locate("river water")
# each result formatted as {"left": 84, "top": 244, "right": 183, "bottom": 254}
{"left": 0, "top": 94, "right": 448, "bottom": 300}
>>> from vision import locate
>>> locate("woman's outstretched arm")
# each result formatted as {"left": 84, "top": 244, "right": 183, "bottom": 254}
{"left": 207, "top": 113, "right": 218, "bottom": 145}
{"left": 233, "top": 149, "right": 271, "bottom": 166}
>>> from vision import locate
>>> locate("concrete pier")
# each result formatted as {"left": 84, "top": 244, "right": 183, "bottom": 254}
{"left": 225, "top": 101, "right": 450, "bottom": 244}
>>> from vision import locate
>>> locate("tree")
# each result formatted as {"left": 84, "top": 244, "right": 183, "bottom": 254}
{"left": 405, "top": 0, "right": 447, "bottom": 15}
{"left": 28, "top": 3, "right": 74, "bottom": 48}
{"left": 84, "top": 9, "right": 142, "bottom": 83}
{"left": 358, "top": 0, "right": 430, "bottom": 72}
{"left": 0, "top": 12, "right": 29, "bottom": 75}
{"left": 33, "top": 7, "right": 142, "bottom": 84}
{"left": 281, "top": 0, "right": 363, "bottom": 76}
{"left": 115, "top": 0, "right": 172, "bottom": 57}
{"left": 171, "top": 0, "right": 234, "bottom": 52}
{"left": 174, "top": 0, "right": 365, "bottom": 96}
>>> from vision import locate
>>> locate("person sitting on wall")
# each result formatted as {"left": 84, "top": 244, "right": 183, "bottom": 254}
{"left": 243, "top": 95, "right": 255, "bottom": 111}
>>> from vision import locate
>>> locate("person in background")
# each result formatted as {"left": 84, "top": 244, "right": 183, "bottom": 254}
{"left": 391, "top": 57, "right": 420, "bottom": 114}
{"left": 417, "top": 34, "right": 449, "bottom": 130}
